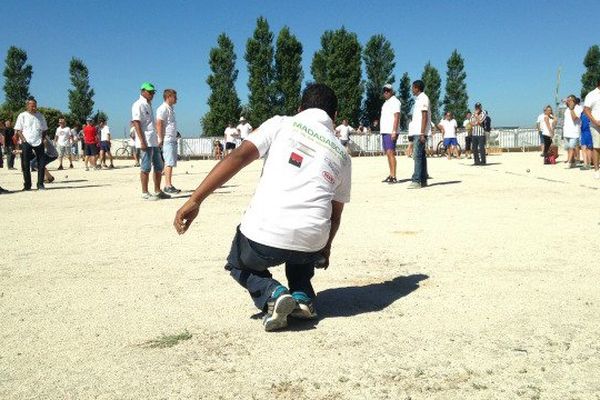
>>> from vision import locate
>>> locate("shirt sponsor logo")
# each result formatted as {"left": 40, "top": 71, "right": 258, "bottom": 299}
{"left": 324, "top": 157, "right": 340, "bottom": 176}
{"left": 289, "top": 152, "right": 303, "bottom": 168}
{"left": 322, "top": 170, "right": 335, "bottom": 184}
{"left": 292, "top": 121, "right": 349, "bottom": 163}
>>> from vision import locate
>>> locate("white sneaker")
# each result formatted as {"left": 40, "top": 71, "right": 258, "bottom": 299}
{"left": 141, "top": 192, "right": 158, "bottom": 201}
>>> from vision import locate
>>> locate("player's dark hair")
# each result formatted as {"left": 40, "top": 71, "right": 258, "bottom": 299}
{"left": 412, "top": 80, "right": 425, "bottom": 92}
{"left": 300, "top": 83, "right": 338, "bottom": 120}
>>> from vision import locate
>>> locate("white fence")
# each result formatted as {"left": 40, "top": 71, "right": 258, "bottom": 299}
{"left": 114, "top": 129, "right": 545, "bottom": 158}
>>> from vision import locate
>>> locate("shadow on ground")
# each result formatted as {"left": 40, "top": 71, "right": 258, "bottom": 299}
{"left": 427, "top": 180, "right": 461, "bottom": 187}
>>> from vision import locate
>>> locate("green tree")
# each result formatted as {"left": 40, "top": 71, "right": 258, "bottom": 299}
{"left": 2, "top": 46, "right": 33, "bottom": 113}
{"left": 92, "top": 110, "right": 108, "bottom": 124}
{"left": 68, "top": 57, "right": 95, "bottom": 125}
{"left": 442, "top": 50, "right": 469, "bottom": 121}
{"left": 421, "top": 62, "right": 442, "bottom": 123}
{"left": 202, "top": 34, "right": 241, "bottom": 137}
{"left": 362, "top": 34, "right": 395, "bottom": 125}
{"left": 245, "top": 17, "right": 275, "bottom": 127}
{"left": 581, "top": 45, "right": 600, "bottom": 99}
{"left": 273, "top": 26, "right": 303, "bottom": 116}
{"left": 38, "top": 107, "right": 66, "bottom": 140}
{"left": 398, "top": 72, "right": 414, "bottom": 130}
{"left": 311, "top": 27, "right": 363, "bottom": 125}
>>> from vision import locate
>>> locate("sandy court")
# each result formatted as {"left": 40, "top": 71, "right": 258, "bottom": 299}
{"left": 1, "top": 151, "right": 599, "bottom": 400}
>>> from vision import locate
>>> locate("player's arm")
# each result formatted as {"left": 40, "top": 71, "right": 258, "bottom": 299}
{"left": 544, "top": 116, "right": 553, "bottom": 136}
{"left": 318, "top": 201, "right": 344, "bottom": 269}
{"left": 132, "top": 120, "right": 147, "bottom": 149}
{"left": 391, "top": 112, "right": 400, "bottom": 140}
{"left": 584, "top": 107, "right": 599, "bottom": 127}
{"left": 174, "top": 140, "right": 260, "bottom": 234}
{"left": 419, "top": 110, "right": 428, "bottom": 143}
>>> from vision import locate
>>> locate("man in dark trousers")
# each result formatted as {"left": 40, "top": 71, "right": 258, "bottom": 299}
{"left": 174, "top": 84, "right": 351, "bottom": 332}
{"left": 14, "top": 98, "right": 48, "bottom": 191}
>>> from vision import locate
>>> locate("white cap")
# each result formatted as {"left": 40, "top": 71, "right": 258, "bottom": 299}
{"left": 383, "top": 84, "right": 394, "bottom": 91}
{"left": 239, "top": 116, "right": 246, "bottom": 122}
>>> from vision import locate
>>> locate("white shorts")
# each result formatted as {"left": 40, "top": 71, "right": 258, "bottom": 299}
{"left": 162, "top": 141, "right": 178, "bottom": 167}
{"left": 58, "top": 145, "right": 72, "bottom": 156}
{"left": 591, "top": 125, "right": 600, "bottom": 149}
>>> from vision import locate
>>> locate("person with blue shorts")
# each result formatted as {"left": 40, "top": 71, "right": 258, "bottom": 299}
{"left": 438, "top": 111, "right": 459, "bottom": 159}
{"left": 580, "top": 100, "right": 593, "bottom": 170}
{"left": 379, "top": 84, "right": 401, "bottom": 183}
{"left": 131, "top": 82, "right": 170, "bottom": 201}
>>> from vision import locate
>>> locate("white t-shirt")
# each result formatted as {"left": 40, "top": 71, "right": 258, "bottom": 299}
{"left": 100, "top": 125, "right": 111, "bottom": 141}
{"left": 439, "top": 119, "right": 458, "bottom": 138}
{"left": 584, "top": 87, "right": 600, "bottom": 123}
{"left": 335, "top": 124, "right": 353, "bottom": 141}
{"left": 156, "top": 102, "right": 177, "bottom": 143}
{"left": 224, "top": 127, "right": 238, "bottom": 143}
{"left": 55, "top": 126, "right": 71, "bottom": 146}
{"left": 408, "top": 92, "right": 431, "bottom": 136}
{"left": 536, "top": 113, "right": 545, "bottom": 132}
{"left": 540, "top": 115, "right": 554, "bottom": 137}
{"left": 240, "top": 108, "right": 352, "bottom": 252}
{"left": 14, "top": 111, "right": 48, "bottom": 147}
{"left": 70, "top": 128, "right": 79, "bottom": 143}
{"left": 562, "top": 105, "right": 583, "bottom": 139}
{"left": 380, "top": 96, "right": 401, "bottom": 134}
{"left": 237, "top": 122, "right": 253, "bottom": 140}
{"left": 131, "top": 95, "right": 158, "bottom": 147}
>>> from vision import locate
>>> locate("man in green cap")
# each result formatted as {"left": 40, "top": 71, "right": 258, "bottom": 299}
{"left": 131, "top": 82, "right": 170, "bottom": 200}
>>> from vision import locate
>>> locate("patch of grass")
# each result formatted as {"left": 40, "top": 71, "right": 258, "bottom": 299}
{"left": 141, "top": 330, "right": 192, "bottom": 349}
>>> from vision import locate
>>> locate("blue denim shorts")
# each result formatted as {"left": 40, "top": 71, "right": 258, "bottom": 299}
{"left": 140, "top": 147, "right": 164, "bottom": 173}
{"left": 564, "top": 137, "right": 579, "bottom": 150}
{"left": 162, "top": 141, "right": 178, "bottom": 167}
{"left": 443, "top": 138, "right": 458, "bottom": 147}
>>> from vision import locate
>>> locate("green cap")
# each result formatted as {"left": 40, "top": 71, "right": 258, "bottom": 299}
{"left": 140, "top": 82, "right": 155, "bottom": 91}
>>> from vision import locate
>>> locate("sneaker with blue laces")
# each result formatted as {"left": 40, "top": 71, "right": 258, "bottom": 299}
{"left": 290, "top": 291, "right": 318, "bottom": 320}
{"left": 263, "top": 285, "right": 296, "bottom": 332}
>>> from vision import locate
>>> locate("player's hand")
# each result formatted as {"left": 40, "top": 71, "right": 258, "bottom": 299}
{"left": 140, "top": 141, "right": 148, "bottom": 151}
{"left": 158, "top": 139, "right": 163, "bottom": 148}
{"left": 419, "top": 134, "right": 426, "bottom": 144}
{"left": 391, "top": 133, "right": 397, "bottom": 141}
{"left": 315, "top": 247, "right": 331, "bottom": 270}
{"left": 174, "top": 199, "right": 200, "bottom": 235}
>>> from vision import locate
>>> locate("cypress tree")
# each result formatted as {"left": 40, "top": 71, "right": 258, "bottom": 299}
{"left": 421, "top": 62, "right": 442, "bottom": 123}
{"left": 311, "top": 27, "right": 363, "bottom": 125}
{"left": 68, "top": 57, "right": 95, "bottom": 124}
{"left": 362, "top": 34, "right": 395, "bottom": 126}
{"left": 398, "top": 72, "right": 414, "bottom": 130}
{"left": 273, "top": 26, "right": 303, "bottom": 116}
{"left": 581, "top": 45, "right": 600, "bottom": 99}
{"left": 245, "top": 17, "right": 275, "bottom": 127}
{"left": 202, "top": 34, "right": 241, "bottom": 137}
{"left": 442, "top": 50, "right": 469, "bottom": 121}
{"left": 2, "top": 46, "right": 33, "bottom": 113}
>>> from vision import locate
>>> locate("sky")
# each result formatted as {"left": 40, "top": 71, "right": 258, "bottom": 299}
{"left": 1, "top": 0, "right": 599, "bottom": 137}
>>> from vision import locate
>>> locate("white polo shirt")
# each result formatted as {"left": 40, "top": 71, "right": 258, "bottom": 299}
{"left": 540, "top": 115, "right": 554, "bottom": 137}
{"left": 70, "top": 128, "right": 79, "bottom": 142}
{"left": 335, "top": 124, "right": 353, "bottom": 141}
{"left": 380, "top": 96, "right": 401, "bottom": 134}
{"left": 237, "top": 122, "right": 253, "bottom": 140}
{"left": 100, "top": 125, "right": 111, "bottom": 141}
{"left": 584, "top": 87, "right": 600, "bottom": 122}
{"left": 562, "top": 105, "right": 583, "bottom": 139}
{"left": 156, "top": 102, "right": 177, "bottom": 143}
{"left": 14, "top": 111, "right": 47, "bottom": 147}
{"left": 55, "top": 126, "right": 71, "bottom": 146}
{"left": 240, "top": 108, "right": 352, "bottom": 252}
{"left": 536, "top": 113, "right": 545, "bottom": 132}
{"left": 408, "top": 92, "right": 431, "bottom": 136}
{"left": 439, "top": 119, "right": 458, "bottom": 138}
{"left": 131, "top": 95, "right": 158, "bottom": 147}
{"left": 224, "top": 127, "right": 238, "bottom": 143}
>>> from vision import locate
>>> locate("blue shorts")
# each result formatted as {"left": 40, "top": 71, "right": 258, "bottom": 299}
{"left": 581, "top": 129, "right": 593, "bottom": 148}
{"left": 564, "top": 137, "right": 579, "bottom": 150}
{"left": 162, "top": 141, "right": 178, "bottom": 167}
{"left": 100, "top": 141, "right": 111, "bottom": 152}
{"left": 140, "top": 147, "right": 164, "bottom": 173}
{"left": 444, "top": 138, "right": 458, "bottom": 147}
{"left": 381, "top": 134, "right": 397, "bottom": 151}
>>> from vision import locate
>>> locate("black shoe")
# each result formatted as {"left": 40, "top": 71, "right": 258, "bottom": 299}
{"left": 387, "top": 177, "right": 397, "bottom": 184}
{"left": 37, "top": 184, "right": 46, "bottom": 191}
{"left": 58, "top": 165, "right": 64, "bottom": 170}
{"left": 22, "top": 187, "right": 32, "bottom": 191}
{"left": 382, "top": 176, "right": 392, "bottom": 183}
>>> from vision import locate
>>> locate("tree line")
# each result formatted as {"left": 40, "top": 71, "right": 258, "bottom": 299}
{"left": 1, "top": 46, "right": 103, "bottom": 136}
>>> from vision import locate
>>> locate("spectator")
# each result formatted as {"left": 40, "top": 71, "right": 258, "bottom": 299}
{"left": 82, "top": 117, "right": 99, "bottom": 171}
{"left": 157, "top": 89, "right": 180, "bottom": 193}
{"left": 14, "top": 97, "right": 47, "bottom": 191}
{"left": 237, "top": 117, "right": 252, "bottom": 141}
{"left": 539, "top": 105, "right": 556, "bottom": 160}
{"left": 70, "top": 123, "right": 80, "bottom": 162}
{"left": 3, "top": 119, "right": 17, "bottom": 169}
{"left": 580, "top": 101, "right": 593, "bottom": 170}
{"left": 380, "top": 84, "right": 401, "bottom": 183}
{"left": 224, "top": 122, "right": 239, "bottom": 155}
{"left": 470, "top": 102, "right": 487, "bottom": 165}
{"left": 54, "top": 117, "right": 73, "bottom": 170}
{"left": 335, "top": 118, "right": 354, "bottom": 149}
{"left": 463, "top": 111, "right": 473, "bottom": 159}
{"left": 536, "top": 108, "right": 546, "bottom": 156}
{"left": 562, "top": 95, "right": 583, "bottom": 169}
{"left": 98, "top": 118, "right": 114, "bottom": 169}
{"left": 438, "top": 111, "right": 459, "bottom": 159}
{"left": 583, "top": 77, "right": 600, "bottom": 179}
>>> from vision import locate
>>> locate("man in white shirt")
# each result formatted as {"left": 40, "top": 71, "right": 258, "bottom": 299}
{"left": 583, "top": 77, "right": 600, "bottom": 179}
{"left": 157, "top": 89, "right": 180, "bottom": 194}
{"left": 408, "top": 80, "right": 431, "bottom": 189}
{"left": 236, "top": 116, "right": 252, "bottom": 141}
{"left": 536, "top": 110, "right": 546, "bottom": 156}
{"left": 70, "top": 123, "right": 80, "bottom": 161}
{"left": 438, "top": 112, "right": 459, "bottom": 159}
{"left": 379, "top": 83, "right": 401, "bottom": 183}
{"left": 224, "top": 123, "right": 239, "bottom": 154}
{"left": 54, "top": 117, "right": 73, "bottom": 170}
{"left": 335, "top": 119, "right": 353, "bottom": 149}
{"left": 14, "top": 98, "right": 48, "bottom": 191}
{"left": 562, "top": 95, "right": 583, "bottom": 168}
{"left": 98, "top": 118, "right": 114, "bottom": 169}
{"left": 174, "top": 84, "right": 351, "bottom": 332}
{"left": 463, "top": 111, "right": 473, "bottom": 159}
{"left": 131, "top": 82, "right": 170, "bottom": 200}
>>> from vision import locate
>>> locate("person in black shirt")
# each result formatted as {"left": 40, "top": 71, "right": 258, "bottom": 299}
{"left": 3, "top": 119, "right": 17, "bottom": 169}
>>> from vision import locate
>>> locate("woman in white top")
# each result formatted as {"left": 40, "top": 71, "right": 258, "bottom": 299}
{"left": 540, "top": 105, "right": 556, "bottom": 157}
